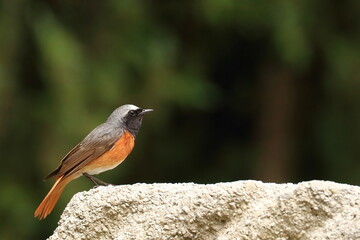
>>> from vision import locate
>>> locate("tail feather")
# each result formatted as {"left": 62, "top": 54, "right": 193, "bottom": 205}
{"left": 34, "top": 176, "right": 70, "bottom": 220}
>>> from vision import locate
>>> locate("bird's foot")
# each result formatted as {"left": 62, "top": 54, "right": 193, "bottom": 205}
{"left": 82, "top": 172, "right": 111, "bottom": 186}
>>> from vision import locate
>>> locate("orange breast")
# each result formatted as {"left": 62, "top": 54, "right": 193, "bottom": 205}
{"left": 81, "top": 131, "right": 135, "bottom": 175}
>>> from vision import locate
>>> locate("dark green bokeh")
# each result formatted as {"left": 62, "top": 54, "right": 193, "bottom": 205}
{"left": 1, "top": 1, "right": 360, "bottom": 239}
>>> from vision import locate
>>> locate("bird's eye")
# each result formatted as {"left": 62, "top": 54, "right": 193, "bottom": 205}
{"left": 129, "top": 110, "right": 136, "bottom": 116}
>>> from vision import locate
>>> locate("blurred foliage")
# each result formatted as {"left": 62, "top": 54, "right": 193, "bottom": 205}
{"left": 1, "top": 0, "right": 360, "bottom": 239}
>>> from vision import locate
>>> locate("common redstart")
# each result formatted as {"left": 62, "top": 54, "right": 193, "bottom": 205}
{"left": 34, "top": 104, "right": 153, "bottom": 220}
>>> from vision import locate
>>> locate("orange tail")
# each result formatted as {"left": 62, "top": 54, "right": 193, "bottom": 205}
{"left": 34, "top": 176, "right": 71, "bottom": 220}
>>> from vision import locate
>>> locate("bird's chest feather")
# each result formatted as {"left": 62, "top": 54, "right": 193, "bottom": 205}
{"left": 83, "top": 131, "right": 135, "bottom": 175}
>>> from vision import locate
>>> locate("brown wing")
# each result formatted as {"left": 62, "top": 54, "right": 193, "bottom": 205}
{"left": 46, "top": 123, "right": 123, "bottom": 179}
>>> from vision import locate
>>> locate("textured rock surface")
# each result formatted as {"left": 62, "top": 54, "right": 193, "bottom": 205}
{"left": 48, "top": 181, "right": 360, "bottom": 240}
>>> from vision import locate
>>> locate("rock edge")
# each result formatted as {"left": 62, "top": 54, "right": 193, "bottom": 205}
{"left": 48, "top": 180, "right": 360, "bottom": 240}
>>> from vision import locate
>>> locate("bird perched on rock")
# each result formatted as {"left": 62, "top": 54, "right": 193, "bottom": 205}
{"left": 35, "top": 104, "right": 153, "bottom": 219}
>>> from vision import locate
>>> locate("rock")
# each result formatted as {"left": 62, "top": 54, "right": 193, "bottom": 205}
{"left": 48, "top": 181, "right": 360, "bottom": 240}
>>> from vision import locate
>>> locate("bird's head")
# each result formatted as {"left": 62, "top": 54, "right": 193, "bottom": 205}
{"left": 107, "top": 104, "right": 153, "bottom": 136}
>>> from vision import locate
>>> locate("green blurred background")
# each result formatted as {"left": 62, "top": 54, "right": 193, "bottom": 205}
{"left": 1, "top": 0, "right": 360, "bottom": 239}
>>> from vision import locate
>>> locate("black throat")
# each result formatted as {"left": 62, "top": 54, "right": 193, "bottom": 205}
{"left": 125, "top": 116, "right": 143, "bottom": 137}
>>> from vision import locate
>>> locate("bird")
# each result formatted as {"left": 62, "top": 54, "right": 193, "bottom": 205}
{"left": 34, "top": 104, "right": 153, "bottom": 220}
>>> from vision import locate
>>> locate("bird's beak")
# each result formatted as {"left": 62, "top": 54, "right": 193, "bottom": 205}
{"left": 139, "top": 108, "right": 154, "bottom": 115}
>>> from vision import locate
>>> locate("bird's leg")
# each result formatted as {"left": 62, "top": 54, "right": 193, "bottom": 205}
{"left": 82, "top": 172, "right": 110, "bottom": 186}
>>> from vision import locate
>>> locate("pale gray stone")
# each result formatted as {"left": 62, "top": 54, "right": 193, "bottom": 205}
{"left": 48, "top": 181, "right": 360, "bottom": 240}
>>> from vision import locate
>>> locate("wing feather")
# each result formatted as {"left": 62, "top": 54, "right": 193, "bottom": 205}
{"left": 46, "top": 123, "right": 123, "bottom": 179}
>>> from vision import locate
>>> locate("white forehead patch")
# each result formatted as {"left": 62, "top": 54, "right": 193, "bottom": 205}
{"left": 123, "top": 104, "right": 140, "bottom": 111}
